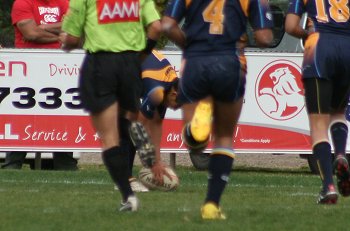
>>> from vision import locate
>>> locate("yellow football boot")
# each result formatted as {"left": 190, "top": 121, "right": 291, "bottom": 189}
{"left": 201, "top": 202, "right": 226, "bottom": 220}
{"left": 190, "top": 101, "right": 213, "bottom": 142}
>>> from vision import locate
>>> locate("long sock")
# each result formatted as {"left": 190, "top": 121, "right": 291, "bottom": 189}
{"left": 205, "top": 148, "right": 234, "bottom": 205}
{"left": 330, "top": 122, "right": 348, "bottom": 156}
{"left": 102, "top": 146, "right": 133, "bottom": 201}
{"left": 313, "top": 142, "right": 334, "bottom": 189}
{"left": 118, "top": 117, "right": 136, "bottom": 178}
{"left": 127, "top": 142, "right": 136, "bottom": 177}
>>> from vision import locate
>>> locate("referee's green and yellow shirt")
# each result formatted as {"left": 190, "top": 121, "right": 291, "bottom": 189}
{"left": 62, "top": 0, "right": 160, "bottom": 53}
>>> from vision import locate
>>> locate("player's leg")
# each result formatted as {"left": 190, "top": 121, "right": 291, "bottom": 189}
{"left": 330, "top": 113, "right": 348, "bottom": 158}
{"left": 80, "top": 52, "right": 140, "bottom": 211}
{"left": 116, "top": 115, "right": 149, "bottom": 192}
{"left": 182, "top": 98, "right": 212, "bottom": 151}
{"left": 189, "top": 98, "right": 213, "bottom": 142}
{"left": 330, "top": 79, "right": 350, "bottom": 196}
{"left": 303, "top": 78, "right": 337, "bottom": 204}
{"left": 330, "top": 113, "right": 350, "bottom": 197}
{"left": 91, "top": 103, "right": 136, "bottom": 206}
{"left": 177, "top": 58, "right": 212, "bottom": 152}
{"left": 118, "top": 115, "right": 136, "bottom": 178}
{"left": 201, "top": 98, "right": 243, "bottom": 220}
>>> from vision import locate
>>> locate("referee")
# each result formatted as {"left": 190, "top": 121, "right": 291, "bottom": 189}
{"left": 59, "top": 0, "right": 161, "bottom": 212}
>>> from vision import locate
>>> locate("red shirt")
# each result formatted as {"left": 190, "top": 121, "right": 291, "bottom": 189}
{"left": 11, "top": 0, "right": 68, "bottom": 48}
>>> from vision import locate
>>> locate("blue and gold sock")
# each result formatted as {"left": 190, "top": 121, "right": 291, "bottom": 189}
{"left": 330, "top": 122, "right": 348, "bottom": 156}
{"left": 205, "top": 148, "right": 235, "bottom": 205}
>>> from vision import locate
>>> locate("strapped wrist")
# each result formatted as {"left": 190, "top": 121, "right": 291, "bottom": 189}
{"left": 143, "top": 38, "right": 157, "bottom": 54}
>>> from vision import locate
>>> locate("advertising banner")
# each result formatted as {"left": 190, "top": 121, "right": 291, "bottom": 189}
{"left": 0, "top": 49, "right": 313, "bottom": 153}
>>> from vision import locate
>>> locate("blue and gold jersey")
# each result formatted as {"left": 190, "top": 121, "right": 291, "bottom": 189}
{"left": 288, "top": 0, "right": 350, "bottom": 35}
{"left": 141, "top": 50, "right": 178, "bottom": 119}
{"left": 164, "top": 0, "right": 274, "bottom": 57}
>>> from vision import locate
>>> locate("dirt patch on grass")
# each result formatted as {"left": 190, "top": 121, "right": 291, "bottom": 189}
{"left": 79, "top": 152, "right": 309, "bottom": 170}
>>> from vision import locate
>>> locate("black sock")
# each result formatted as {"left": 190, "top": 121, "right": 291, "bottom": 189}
{"left": 313, "top": 142, "right": 334, "bottom": 189}
{"left": 118, "top": 117, "right": 136, "bottom": 178}
{"left": 120, "top": 139, "right": 136, "bottom": 178}
{"left": 205, "top": 153, "right": 234, "bottom": 205}
{"left": 102, "top": 146, "right": 133, "bottom": 201}
{"left": 330, "top": 122, "right": 348, "bottom": 156}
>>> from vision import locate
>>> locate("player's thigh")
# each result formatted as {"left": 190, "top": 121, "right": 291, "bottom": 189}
{"left": 79, "top": 53, "right": 122, "bottom": 113}
{"left": 210, "top": 55, "right": 245, "bottom": 102}
{"left": 213, "top": 98, "right": 244, "bottom": 146}
{"left": 181, "top": 102, "right": 198, "bottom": 125}
{"left": 91, "top": 102, "right": 119, "bottom": 150}
{"left": 117, "top": 52, "right": 142, "bottom": 113}
{"left": 332, "top": 79, "right": 350, "bottom": 113}
{"left": 177, "top": 57, "right": 210, "bottom": 104}
{"left": 303, "top": 78, "right": 332, "bottom": 114}
{"left": 178, "top": 55, "right": 245, "bottom": 104}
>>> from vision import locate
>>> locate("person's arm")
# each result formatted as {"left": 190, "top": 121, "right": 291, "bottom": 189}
{"left": 140, "top": 20, "right": 162, "bottom": 60}
{"left": 60, "top": 0, "right": 86, "bottom": 51}
{"left": 59, "top": 32, "right": 81, "bottom": 51}
{"left": 140, "top": 0, "right": 161, "bottom": 58}
{"left": 39, "top": 22, "right": 62, "bottom": 35}
{"left": 138, "top": 109, "right": 171, "bottom": 184}
{"left": 254, "top": 28, "right": 273, "bottom": 47}
{"left": 146, "top": 20, "right": 161, "bottom": 42}
{"left": 161, "top": 16, "right": 186, "bottom": 50}
{"left": 16, "top": 19, "right": 59, "bottom": 43}
{"left": 285, "top": 14, "right": 308, "bottom": 39}
{"left": 248, "top": 0, "right": 274, "bottom": 47}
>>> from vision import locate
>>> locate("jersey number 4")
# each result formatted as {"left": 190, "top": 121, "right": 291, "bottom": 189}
{"left": 202, "top": 0, "right": 226, "bottom": 35}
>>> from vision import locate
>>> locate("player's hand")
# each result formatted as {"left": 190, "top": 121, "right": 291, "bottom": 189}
{"left": 59, "top": 32, "right": 80, "bottom": 51}
{"left": 59, "top": 32, "right": 70, "bottom": 51}
{"left": 151, "top": 162, "right": 171, "bottom": 185}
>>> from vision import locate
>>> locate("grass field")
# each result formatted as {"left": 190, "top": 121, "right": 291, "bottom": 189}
{"left": 1, "top": 164, "right": 350, "bottom": 231}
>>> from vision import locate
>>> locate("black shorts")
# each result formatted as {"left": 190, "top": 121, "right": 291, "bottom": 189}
{"left": 303, "top": 78, "right": 350, "bottom": 114}
{"left": 79, "top": 51, "right": 142, "bottom": 113}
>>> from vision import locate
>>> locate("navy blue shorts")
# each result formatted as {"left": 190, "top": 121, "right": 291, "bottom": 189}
{"left": 177, "top": 54, "right": 246, "bottom": 104}
{"left": 303, "top": 33, "right": 350, "bottom": 80}
{"left": 79, "top": 51, "right": 142, "bottom": 113}
{"left": 302, "top": 33, "right": 350, "bottom": 113}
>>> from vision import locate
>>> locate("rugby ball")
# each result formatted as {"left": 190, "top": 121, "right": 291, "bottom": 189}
{"left": 138, "top": 166, "right": 179, "bottom": 191}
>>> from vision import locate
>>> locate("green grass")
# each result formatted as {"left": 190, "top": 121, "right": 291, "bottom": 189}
{"left": 1, "top": 165, "right": 350, "bottom": 231}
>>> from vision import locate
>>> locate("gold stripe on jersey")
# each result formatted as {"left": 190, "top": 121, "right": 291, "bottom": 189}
{"left": 152, "top": 50, "right": 166, "bottom": 61}
{"left": 149, "top": 86, "right": 165, "bottom": 105}
{"left": 185, "top": 0, "right": 192, "bottom": 8}
{"left": 239, "top": 0, "right": 250, "bottom": 17}
{"left": 303, "top": 33, "right": 319, "bottom": 81}
{"left": 239, "top": 54, "right": 247, "bottom": 75}
{"left": 142, "top": 66, "right": 178, "bottom": 82}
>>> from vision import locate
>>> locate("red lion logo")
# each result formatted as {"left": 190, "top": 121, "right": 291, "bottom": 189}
{"left": 256, "top": 60, "right": 304, "bottom": 120}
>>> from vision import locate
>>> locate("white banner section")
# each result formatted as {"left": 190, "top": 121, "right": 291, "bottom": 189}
{"left": 0, "top": 49, "right": 319, "bottom": 153}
